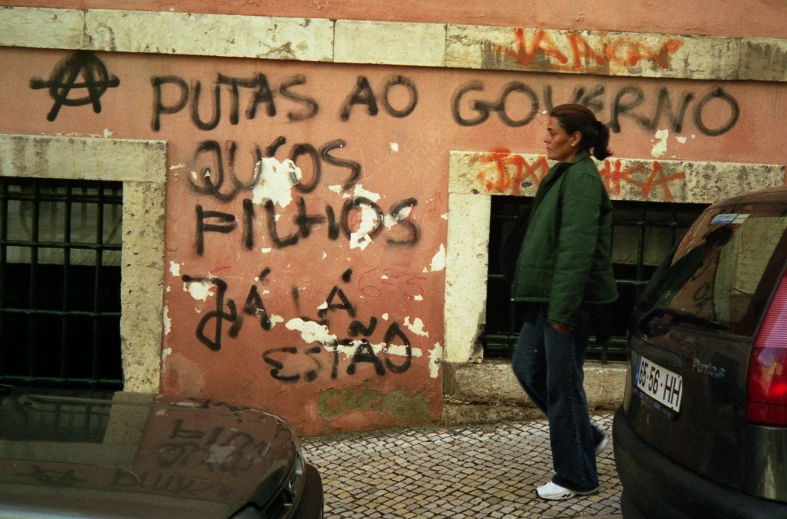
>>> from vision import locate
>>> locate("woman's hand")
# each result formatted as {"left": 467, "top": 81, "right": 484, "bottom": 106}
{"left": 551, "top": 323, "right": 574, "bottom": 333}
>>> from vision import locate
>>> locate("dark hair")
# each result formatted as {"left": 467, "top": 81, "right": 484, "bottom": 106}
{"left": 550, "top": 104, "right": 612, "bottom": 161}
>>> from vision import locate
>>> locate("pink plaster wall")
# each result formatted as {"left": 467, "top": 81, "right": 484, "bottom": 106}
{"left": 5, "top": 0, "right": 787, "bottom": 38}
{"left": 1, "top": 47, "right": 785, "bottom": 434}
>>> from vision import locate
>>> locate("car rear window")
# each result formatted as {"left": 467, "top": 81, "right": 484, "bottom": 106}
{"left": 639, "top": 202, "right": 787, "bottom": 336}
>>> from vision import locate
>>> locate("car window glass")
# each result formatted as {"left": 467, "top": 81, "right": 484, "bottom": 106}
{"left": 640, "top": 204, "right": 787, "bottom": 336}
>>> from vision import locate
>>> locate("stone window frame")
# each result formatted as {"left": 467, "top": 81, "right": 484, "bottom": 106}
{"left": 0, "top": 134, "right": 166, "bottom": 392}
{"left": 443, "top": 151, "right": 785, "bottom": 364}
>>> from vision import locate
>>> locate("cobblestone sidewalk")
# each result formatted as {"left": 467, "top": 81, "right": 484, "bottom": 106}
{"left": 302, "top": 413, "right": 620, "bottom": 518}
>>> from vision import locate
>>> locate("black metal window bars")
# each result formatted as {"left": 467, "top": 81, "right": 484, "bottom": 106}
{"left": 0, "top": 178, "right": 124, "bottom": 389}
{"left": 484, "top": 197, "right": 707, "bottom": 362}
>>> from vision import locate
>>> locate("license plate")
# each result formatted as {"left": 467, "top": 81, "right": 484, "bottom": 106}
{"left": 635, "top": 354, "right": 683, "bottom": 412}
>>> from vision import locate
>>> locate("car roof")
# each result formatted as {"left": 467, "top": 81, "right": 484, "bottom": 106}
{"left": 710, "top": 185, "right": 787, "bottom": 209}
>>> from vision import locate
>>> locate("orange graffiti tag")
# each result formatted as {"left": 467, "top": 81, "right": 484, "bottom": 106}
{"left": 642, "top": 161, "right": 685, "bottom": 201}
{"left": 497, "top": 28, "right": 569, "bottom": 67}
{"left": 478, "top": 148, "right": 550, "bottom": 195}
{"left": 603, "top": 35, "right": 684, "bottom": 69}
{"left": 598, "top": 160, "right": 645, "bottom": 197}
{"left": 599, "top": 160, "right": 685, "bottom": 201}
{"left": 567, "top": 33, "right": 606, "bottom": 69}
{"left": 498, "top": 29, "right": 684, "bottom": 72}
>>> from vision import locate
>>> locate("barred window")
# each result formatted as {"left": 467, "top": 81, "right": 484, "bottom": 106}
{"left": 484, "top": 197, "right": 708, "bottom": 361}
{"left": 0, "top": 178, "right": 123, "bottom": 388}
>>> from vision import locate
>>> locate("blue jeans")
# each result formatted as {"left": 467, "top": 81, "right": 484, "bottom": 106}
{"left": 512, "top": 305, "right": 604, "bottom": 492}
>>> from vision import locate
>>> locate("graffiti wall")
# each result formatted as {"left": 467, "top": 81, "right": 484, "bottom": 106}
{"left": 0, "top": 38, "right": 784, "bottom": 434}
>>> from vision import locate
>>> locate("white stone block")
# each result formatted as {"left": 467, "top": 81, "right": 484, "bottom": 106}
{"left": 335, "top": 20, "right": 446, "bottom": 66}
{"left": 85, "top": 9, "right": 334, "bottom": 61}
{"left": 447, "top": 24, "right": 741, "bottom": 80}
{"left": 739, "top": 38, "right": 787, "bottom": 82}
{"left": 0, "top": 7, "right": 84, "bottom": 49}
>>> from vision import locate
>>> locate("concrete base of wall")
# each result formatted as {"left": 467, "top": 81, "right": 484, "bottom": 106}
{"left": 441, "top": 359, "right": 628, "bottom": 426}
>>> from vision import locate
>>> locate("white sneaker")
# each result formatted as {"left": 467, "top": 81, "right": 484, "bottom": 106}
{"left": 536, "top": 481, "right": 598, "bottom": 500}
{"left": 595, "top": 435, "right": 610, "bottom": 456}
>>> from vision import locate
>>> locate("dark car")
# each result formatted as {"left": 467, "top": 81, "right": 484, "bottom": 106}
{"left": 613, "top": 185, "right": 787, "bottom": 518}
{"left": 0, "top": 386, "right": 323, "bottom": 519}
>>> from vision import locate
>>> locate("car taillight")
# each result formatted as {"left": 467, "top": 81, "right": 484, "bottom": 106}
{"left": 748, "top": 272, "right": 787, "bottom": 426}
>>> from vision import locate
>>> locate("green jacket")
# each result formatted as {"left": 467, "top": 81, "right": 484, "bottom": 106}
{"left": 512, "top": 151, "right": 618, "bottom": 326}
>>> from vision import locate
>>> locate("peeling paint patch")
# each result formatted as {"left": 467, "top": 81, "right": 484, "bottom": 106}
{"left": 162, "top": 306, "right": 171, "bottom": 335}
{"left": 173, "top": 401, "right": 198, "bottom": 408}
{"left": 430, "top": 244, "right": 447, "bottom": 272}
{"left": 184, "top": 278, "right": 214, "bottom": 302}
{"left": 332, "top": 340, "right": 422, "bottom": 359}
{"left": 429, "top": 342, "right": 443, "bottom": 379}
{"left": 349, "top": 204, "right": 381, "bottom": 250}
{"left": 404, "top": 316, "right": 429, "bottom": 337}
{"left": 651, "top": 129, "right": 669, "bottom": 158}
{"left": 353, "top": 184, "right": 381, "bottom": 202}
{"left": 269, "top": 315, "right": 284, "bottom": 328}
{"left": 103, "top": 129, "right": 114, "bottom": 138}
{"left": 206, "top": 444, "right": 237, "bottom": 464}
{"left": 261, "top": 247, "right": 272, "bottom": 253}
{"left": 317, "top": 383, "right": 433, "bottom": 422}
{"left": 328, "top": 185, "right": 343, "bottom": 194}
{"left": 169, "top": 261, "right": 181, "bottom": 277}
{"left": 385, "top": 344, "right": 422, "bottom": 358}
{"left": 169, "top": 163, "right": 186, "bottom": 170}
{"left": 413, "top": 295, "right": 424, "bottom": 301}
{"left": 441, "top": 213, "right": 448, "bottom": 220}
{"left": 285, "top": 318, "right": 338, "bottom": 345}
{"left": 155, "top": 409, "right": 166, "bottom": 416}
{"left": 390, "top": 142, "right": 399, "bottom": 152}
{"left": 322, "top": 252, "right": 327, "bottom": 259}
{"left": 252, "top": 157, "right": 302, "bottom": 208}
{"left": 161, "top": 347, "right": 172, "bottom": 362}
{"left": 676, "top": 135, "right": 687, "bottom": 144}
{"left": 384, "top": 204, "right": 412, "bottom": 229}
{"left": 382, "top": 313, "right": 389, "bottom": 320}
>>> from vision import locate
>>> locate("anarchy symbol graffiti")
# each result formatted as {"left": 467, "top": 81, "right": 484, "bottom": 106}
{"left": 30, "top": 51, "right": 120, "bottom": 122}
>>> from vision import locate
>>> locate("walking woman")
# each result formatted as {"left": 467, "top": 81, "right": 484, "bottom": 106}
{"left": 511, "top": 104, "right": 618, "bottom": 500}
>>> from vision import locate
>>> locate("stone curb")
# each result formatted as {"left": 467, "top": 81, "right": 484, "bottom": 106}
{"left": 442, "top": 359, "right": 627, "bottom": 426}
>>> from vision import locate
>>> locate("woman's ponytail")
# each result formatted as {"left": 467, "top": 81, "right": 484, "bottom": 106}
{"left": 592, "top": 120, "right": 612, "bottom": 161}
{"left": 549, "top": 104, "right": 613, "bottom": 161}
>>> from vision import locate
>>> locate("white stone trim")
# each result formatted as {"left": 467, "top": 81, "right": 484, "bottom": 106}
{"left": 444, "top": 194, "right": 491, "bottom": 363}
{"left": 335, "top": 20, "right": 446, "bottom": 67}
{"left": 450, "top": 151, "right": 785, "bottom": 203}
{"left": 445, "top": 25, "right": 744, "bottom": 81}
{"left": 0, "top": 134, "right": 166, "bottom": 392}
{"left": 0, "top": 7, "right": 84, "bottom": 49}
{"left": 84, "top": 9, "right": 334, "bottom": 61}
{"left": 0, "top": 7, "right": 785, "bottom": 81}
